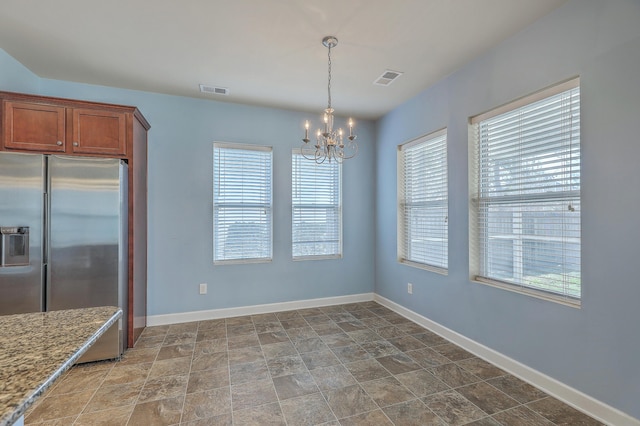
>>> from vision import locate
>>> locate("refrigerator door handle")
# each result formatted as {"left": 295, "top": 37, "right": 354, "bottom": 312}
{"left": 42, "top": 262, "right": 48, "bottom": 311}
{"left": 43, "top": 191, "right": 49, "bottom": 264}
{"left": 43, "top": 169, "right": 51, "bottom": 310}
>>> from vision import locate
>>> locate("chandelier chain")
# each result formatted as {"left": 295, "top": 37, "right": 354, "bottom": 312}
{"left": 327, "top": 44, "right": 332, "bottom": 110}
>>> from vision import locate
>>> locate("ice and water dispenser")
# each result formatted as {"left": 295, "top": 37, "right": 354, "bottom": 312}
{"left": 0, "top": 226, "right": 29, "bottom": 267}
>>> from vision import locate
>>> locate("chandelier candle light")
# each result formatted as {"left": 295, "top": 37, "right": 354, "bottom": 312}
{"left": 302, "top": 36, "right": 357, "bottom": 163}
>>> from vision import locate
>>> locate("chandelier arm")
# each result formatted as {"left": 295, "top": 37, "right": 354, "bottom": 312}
{"left": 341, "top": 142, "right": 358, "bottom": 160}
{"left": 301, "top": 147, "right": 316, "bottom": 161}
{"left": 315, "top": 149, "right": 327, "bottom": 164}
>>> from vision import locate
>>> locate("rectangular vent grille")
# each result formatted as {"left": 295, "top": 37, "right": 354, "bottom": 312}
{"left": 374, "top": 70, "right": 403, "bottom": 86}
{"left": 200, "top": 84, "right": 229, "bottom": 95}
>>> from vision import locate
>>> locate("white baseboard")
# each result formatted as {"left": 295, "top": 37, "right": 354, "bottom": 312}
{"left": 374, "top": 294, "right": 640, "bottom": 426}
{"left": 147, "top": 292, "right": 374, "bottom": 326}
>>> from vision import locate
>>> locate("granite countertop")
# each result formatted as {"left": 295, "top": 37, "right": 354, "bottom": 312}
{"left": 0, "top": 306, "right": 122, "bottom": 426}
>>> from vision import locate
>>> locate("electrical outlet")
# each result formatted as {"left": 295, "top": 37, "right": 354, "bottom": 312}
{"left": 407, "top": 283, "right": 413, "bottom": 294}
{"left": 199, "top": 283, "right": 207, "bottom": 295}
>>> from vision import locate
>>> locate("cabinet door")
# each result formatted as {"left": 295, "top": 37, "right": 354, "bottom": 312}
{"left": 2, "top": 101, "right": 66, "bottom": 152}
{"left": 71, "top": 108, "right": 127, "bottom": 156}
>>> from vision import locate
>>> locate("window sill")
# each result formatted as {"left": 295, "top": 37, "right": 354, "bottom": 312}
{"left": 293, "top": 254, "right": 343, "bottom": 262}
{"left": 399, "top": 259, "right": 448, "bottom": 275}
{"left": 214, "top": 258, "right": 272, "bottom": 266}
{"left": 472, "top": 276, "right": 581, "bottom": 308}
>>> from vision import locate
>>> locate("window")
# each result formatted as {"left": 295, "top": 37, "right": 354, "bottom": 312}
{"left": 292, "top": 151, "right": 342, "bottom": 259}
{"left": 398, "top": 129, "right": 448, "bottom": 272}
{"left": 213, "top": 142, "right": 272, "bottom": 263}
{"left": 470, "top": 78, "right": 581, "bottom": 305}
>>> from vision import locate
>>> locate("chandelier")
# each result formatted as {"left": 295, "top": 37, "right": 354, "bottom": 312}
{"left": 302, "top": 36, "right": 357, "bottom": 164}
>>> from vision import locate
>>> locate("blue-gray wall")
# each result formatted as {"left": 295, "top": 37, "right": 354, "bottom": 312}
{"left": 0, "top": 48, "right": 40, "bottom": 93}
{"left": 375, "top": 0, "right": 640, "bottom": 418}
{"left": 1, "top": 0, "right": 639, "bottom": 418}
{"left": 0, "top": 51, "right": 376, "bottom": 318}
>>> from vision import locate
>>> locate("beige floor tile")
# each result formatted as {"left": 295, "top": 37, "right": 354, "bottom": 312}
{"left": 102, "top": 362, "right": 152, "bottom": 386}
{"left": 182, "top": 387, "right": 231, "bottom": 422}
{"left": 231, "top": 378, "right": 278, "bottom": 410}
{"left": 271, "top": 372, "right": 319, "bottom": 401}
{"left": 457, "top": 357, "right": 506, "bottom": 380}
{"left": 232, "top": 402, "right": 285, "bottom": 426}
{"left": 139, "top": 325, "right": 170, "bottom": 338}
{"left": 187, "top": 366, "right": 230, "bottom": 393}
{"left": 137, "top": 374, "right": 188, "bottom": 404}
{"left": 25, "top": 302, "right": 605, "bottom": 426}
{"left": 25, "top": 389, "right": 95, "bottom": 423}
{"left": 376, "top": 352, "right": 421, "bottom": 374}
{"left": 360, "top": 376, "right": 415, "bottom": 408}
{"left": 48, "top": 367, "right": 108, "bottom": 395}
{"left": 322, "top": 384, "right": 378, "bottom": 419}
{"left": 383, "top": 399, "right": 446, "bottom": 426}
{"left": 25, "top": 415, "right": 78, "bottom": 425}
{"left": 162, "top": 332, "right": 196, "bottom": 346}
{"left": 487, "top": 374, "right": 548, "bottom": 404}
{"left": 133, "top": 335, "right": 165, "bottom": 349}
{"left": 147, "top": 356, "right": 191, "bottom": 379}
{"left": 128, "top": 395, "right": 183, "bottom": 425}
{"left": 309, "top": 364, "right": 357, "bottom": 390}
{"left": 423, "top": 390, "right": 488, "bottom": 425}
{"left": 261, "top": 341, "right": 297, "bottom": 359}
{"left": 280, "top": 392, "right": 336, "bottom": 425}
{"left": 156, "top": 343, "right": 194, "bottom": 360}
{"left": 492, "top": 405, "right": 555, "bottom": 426}
{"left": 181, "top": 413, "right": 232, "bottom": 426}
{"left": 344, "top": 359, "right": 391, "bottom": 382}
{"left": 84, "top": 381, "right": 144, "bottom": 413}
{"left": 118, "top": 347, "right": 159, "bottom": 365}
{"left": 338, "top": 409, "right": 394, "bottom": 425}
{"left": 457, "top": 381, "right": 520, "bottom": 415}
{"left": 395, "top": 369, "right": 449, "bottom": 397}
{"left": 527, "top": 397, "right": 604, "bottom": 425}
{"left": 167, "top": 322, "right": 198, "bottom": 335}
{"left": 430, "top": 363, "right": 482, "bottom": 388}
{"left": 300, "top": 349, "right": 341, "bottom": 370}
{"left": 229, "top": 359, "right": 270, "bottom": 385}
{"left": 74, "top": 405, "right": 134, "bottom": 426}
{"left": 194, "top": 338, "right": 227, "bottom": 355}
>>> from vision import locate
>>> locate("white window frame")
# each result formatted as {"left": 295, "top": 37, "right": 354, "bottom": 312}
{"left": 469, "top": 78, "right": 581, "bottom": 306}
{"left": 397, "top": 128, "right": 448, "bottom": 273}
{"left": 291, "top": 150, "right": 342, "bottom": 260}
{"left": 213, "top": 142, "right": 273, "bottom": 264}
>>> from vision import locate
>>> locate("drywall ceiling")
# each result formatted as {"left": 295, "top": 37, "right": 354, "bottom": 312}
{"left": 0, "top": 0, "right": 566, "bottom": 119}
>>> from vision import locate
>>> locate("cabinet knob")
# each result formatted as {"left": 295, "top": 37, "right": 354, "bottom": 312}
{"left": 73, "top": 142, "right": 79, "bottom": 147}
{"left": 56, "top": 141, "right": 63, "bottom": 146}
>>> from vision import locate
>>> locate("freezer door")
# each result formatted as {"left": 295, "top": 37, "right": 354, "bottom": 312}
{"left": 47, "top": 155, "right": 124, "bottom": 312}
{"left": 0, "top": 152, "right": 45, "bottom": 315}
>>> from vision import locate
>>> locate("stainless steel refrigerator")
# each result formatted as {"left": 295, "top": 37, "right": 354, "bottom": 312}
{"left": 0, "top": 151, "right": 128, "bottom": 362}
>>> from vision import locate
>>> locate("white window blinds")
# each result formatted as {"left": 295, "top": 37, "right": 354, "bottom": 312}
{"left": 213, "top": 143, "right": 272, "bottom": 263}
{"left": 292, "top": 151, "right": 342, "bottom": 259}
{"left": 470, "top": 78, "right": 581, "bottom": 304}
{"left": 398, "top": 129, "right": 448, "bottom": 272}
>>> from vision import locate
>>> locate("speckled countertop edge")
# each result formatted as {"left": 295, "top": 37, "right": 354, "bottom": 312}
{"left": 0, "top": 307, "right": 122, "bottom": 426}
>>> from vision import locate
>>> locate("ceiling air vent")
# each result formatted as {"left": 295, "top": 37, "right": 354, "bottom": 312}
{"left": 199, "top": 84, "right": 229, "bottom": 95}
{"left": 373, "top": 70, "right": 403, "bottom": 86}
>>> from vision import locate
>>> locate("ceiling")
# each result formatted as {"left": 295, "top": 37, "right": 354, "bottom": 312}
{"left": 0, "top": 0, "right": 566, "bottom": 119}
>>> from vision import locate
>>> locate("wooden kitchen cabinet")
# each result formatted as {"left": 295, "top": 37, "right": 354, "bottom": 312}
{"left": 0, "top": 91, "right": 150, "bottom": 348}
{"left": 71, "top": 108, "right": 127, "bottom": 156}
{"left": 2, "top": 100, "right": 127, "bottom": 156}
{"left": 2, "top": 100, "right": 67, "bottom": 152}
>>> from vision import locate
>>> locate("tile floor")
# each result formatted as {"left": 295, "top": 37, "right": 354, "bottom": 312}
{"left": 24, "top": 302, "right": 603, "bottom": 425}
